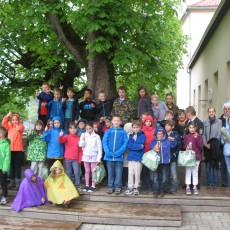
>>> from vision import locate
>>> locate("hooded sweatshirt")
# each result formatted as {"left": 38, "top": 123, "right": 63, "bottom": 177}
{"left": 149, "top": 127, "right": 177, "bottom": 164}
{"left": 2, "top": 113, "right": 25, "bottom": 151}
{"left": 43, "top": 116, "right": 66, "bottom": 159}
{"left": 102, "top": 126, "right": 128, "bottom": 162}
{"left": 141, "top": 115, "right": 155, "bottom": 153}
{"left": 0, "top": 138, "right": 11, "bottom": 172}
{"left": 11, "top": 169, "right": 48, "bottom": 212}
{"left": 44, "top": 160, "right": 79, "bottom": 204}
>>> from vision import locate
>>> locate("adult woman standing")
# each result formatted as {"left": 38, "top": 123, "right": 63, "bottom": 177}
{"left": 203, "top": 107, "right": 222, "bottom": 187}
{"left": 165, "top": 92, "right": 179, "bottom": 120}
{"left": 136, "top": 86, "right": 153, "bottom": 119}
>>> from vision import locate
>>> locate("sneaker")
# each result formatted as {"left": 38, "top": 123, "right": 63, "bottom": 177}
{"left": 124, "top": 188, "right": 133, "bottom": 195}
{"left": 133, "top": 188, "right": 139, "bottom": 195}
{"left": 193, "top": 188, "right": 199, "bottom": 195}
{"left": 77, "top": 186, "right": 84, "bottom": 195}
{"left": 159, "top": 193, "right": 165, "bottom": 198}
{"left": 186, "top": 188, "right": 191, "bottom": 195}
{"left": 83, "top": 186, "right": 89, "bottom": 192}
{"left": 115, "top": 188, "right": 121, "bottom": 195}
{"left": 0, "top": 196, "right": 7, "bottom": 205}
{"left": 88, "top": 187, "right": 95, "bottom": 193}
{"left": 153, "top": 193, "right": 158, "bottom": 198}
{"left": 107, "top": 188, "right": 114, "bottom": 194}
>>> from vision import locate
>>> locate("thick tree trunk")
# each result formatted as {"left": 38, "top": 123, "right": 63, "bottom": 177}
{"left": 86, "top": 53, "right": 116, "bottom": 100}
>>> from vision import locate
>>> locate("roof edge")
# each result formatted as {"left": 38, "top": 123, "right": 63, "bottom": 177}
{"left": 188, "top": 0, "right": 230, "bottom": 70}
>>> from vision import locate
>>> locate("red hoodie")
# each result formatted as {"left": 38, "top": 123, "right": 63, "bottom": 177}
{"left": 141, "top": 115, "right": 155, "bottom": 152}
{"left": 2, "top": 114, "right": 25, "bottom": 151}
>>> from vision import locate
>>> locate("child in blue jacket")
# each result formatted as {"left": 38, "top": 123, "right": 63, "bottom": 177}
{"left": 102, "top": 115, "right": 128, "bottom": 195}
{"left": 124, "top": 120, "right": 146, "bottom": 196}
{"left": 149, "top": 126, "right": 177, "bottom": 198}
{"left": 43, "top": 116, "right": 66, "bottom": 170}
{"left": 165, "top": 120, "right": 181, "bottom": 193}
{"left": 46, "top": 89, "right": 64, "bottom": 122}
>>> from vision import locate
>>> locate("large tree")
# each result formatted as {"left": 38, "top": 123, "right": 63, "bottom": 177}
{"left": 0, "top": 0, "right": 186, "bottom": 103}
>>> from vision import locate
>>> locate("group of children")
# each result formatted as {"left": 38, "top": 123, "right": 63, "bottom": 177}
{"left": 0, "top": 83, "right": 206, "bottom": 210}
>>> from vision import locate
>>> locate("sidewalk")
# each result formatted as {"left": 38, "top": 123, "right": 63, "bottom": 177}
{"left": 79, "top": 212, "right": 230, "bottom": 230}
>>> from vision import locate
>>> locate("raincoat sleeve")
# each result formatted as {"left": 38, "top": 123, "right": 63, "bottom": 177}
{"left": 2, "top": 143, "right": 11, "bottom": 172}
{"left": 96, "top": 135, "right": 103, "bottom": 162}
{"left": 113, "top": 132, "right": 129, "bottom": 158}
{"left": 58, "top": 135, "right": 68, "bottom": 144}
{"left": 102, "top": 130, "right": 113, "bottom": 157}
{"left": 43, "top": 130, "right": 51, "bottom": 143}
{"left": 128, "top": 135, "right": 146, "bottom": 151}
{"left": 79, "top": 133, "right": 86, "bottom": 148}
{"left": 2, "top": 115, "right": 10, "bottom": 130}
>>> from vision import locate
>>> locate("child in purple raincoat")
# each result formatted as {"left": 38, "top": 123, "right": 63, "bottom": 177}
{"left": 11, "top": 169, "right": 49, "bottom": 212}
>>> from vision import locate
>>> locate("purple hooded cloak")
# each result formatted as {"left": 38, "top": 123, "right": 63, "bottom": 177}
{"left": 11, "top": 169, "right": 49, "bottom": 212}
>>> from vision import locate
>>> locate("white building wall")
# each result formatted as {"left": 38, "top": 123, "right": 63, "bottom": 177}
{"left": 190, "top": 10, "right": 230, "bottom": 120}
{"left": 177, "top": 8, "right": 217, "bottom": 110}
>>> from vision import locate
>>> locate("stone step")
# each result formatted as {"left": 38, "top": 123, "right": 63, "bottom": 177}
{"left": 78, "top": 186, "right": 230, "bottom": 212}
{"left": 0, "top": 200, "right": 182, "bottom": 227}
{"left": 0, "top": 216, "right": 82, "bottom": 230}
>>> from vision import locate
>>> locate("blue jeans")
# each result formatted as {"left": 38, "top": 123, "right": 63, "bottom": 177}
{"left": 65, "top": 159, "right": 81, "bottom": 187}
{"left": 224, "top": 156, "right": 230, "bottom": 187}
{"left": 141, "top": 165, "right": 152, "bottom": 191}
{"left": 170, "top": 162, "right": 178, "bottom": 191}
{"left": 221, "top": 154, "right": 228, "bottom": 186}
{"left": 106, "top": 161, "right": 123, "bottom": 189}
{"left": 153, "top": 163, "right": 170, "bottom": 194}
{"left": 206, "top": 162, "right": 218, "bottom": 186}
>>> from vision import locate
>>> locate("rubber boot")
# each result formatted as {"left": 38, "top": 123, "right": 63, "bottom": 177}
{"left": 8, "top": 179, "right": 15, "bottom": 190}
{"left": 15, "top": 179, "right": 21, "bottom": 190}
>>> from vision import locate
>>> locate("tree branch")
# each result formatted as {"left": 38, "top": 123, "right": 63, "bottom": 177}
{"left": 46, "top": 13, "right": 88, "bottom": 67}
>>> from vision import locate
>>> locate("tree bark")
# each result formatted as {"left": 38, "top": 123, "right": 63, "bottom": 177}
{"left": 86, "top": 53, "right": 116, "bottom": 100}
{"left": 46, "top": 13, "right": 117, "bottom": 100}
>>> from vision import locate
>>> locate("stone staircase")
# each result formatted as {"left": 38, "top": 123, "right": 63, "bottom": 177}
{"left": 1, "top": 186, "right": 230, "bottom": 229}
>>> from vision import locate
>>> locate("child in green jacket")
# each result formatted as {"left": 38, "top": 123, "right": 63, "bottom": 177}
{"left": 0, "top": 126, "right": 11, "bottom": 205}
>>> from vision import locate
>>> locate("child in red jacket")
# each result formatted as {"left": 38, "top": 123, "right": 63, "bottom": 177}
{"left": 58, "top": 122, "right": 82, "bottom": 193}
{"left": 141, "top": 115, "right": 155, "bottom": 192}
{"left": 2, "top": 112, "right": 25, "bottom": 189}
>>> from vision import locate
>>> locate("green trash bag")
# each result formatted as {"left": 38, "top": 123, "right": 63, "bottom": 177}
{"left": 141, "top": 150, "right": 160, "bottom": 171}
{"left": 178, "top": 150, "right": 196, "bottom": 167}
{"left": 41, "top": 166, "right": 49, "bottom": 181}
{"left": 93, "top": 164, "right": 106, "bottom": 184}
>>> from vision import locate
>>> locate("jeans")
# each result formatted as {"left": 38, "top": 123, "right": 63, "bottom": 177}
{"left": 170, "top": 162, "right": 178, "bottom": 191}
{"left": 64, "top": 118, "right": 71, "bottom": 132}
{"left": 106, "top": 161, "right": 123, "bottom": 189}
{"left": 10, "top": 151, "right": 22, "bottom": 180}
{"left": 221, "top": 154, "right": 228, "bottom": 186}
{"left": 0, "top": 171, "right": 8, "bottom": 197}
{"left": 65, "top": 159, "right": 81, "bottom": 187}
{"left": 224, "top": 156, "right": 230, "bottom": 186}
{"left": 141, "top": 165, "right": 152, "bottom": 191}
{"left": 206, "top": 162, "right": 218, "bottom": 186}
{"left": 153, "top": 164, "right": 170, "bottom": 194}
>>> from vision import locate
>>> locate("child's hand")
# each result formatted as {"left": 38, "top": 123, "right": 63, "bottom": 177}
{"left": 91, "top": 103, "right": 95, "bottom": 108}
{"left": 45, "top": 125, "right": 49, "bottom": 131}
{"left": 59, "top": 129, "right": 64, "bottom": 137}
{"left": 168, "top": 136, "right": 174, "bottom": 142}
{"left": 7, "top": 111, "right": 12, "bottom": 117}
{"left": 35, "top": 90, "right": 40, "bottom": 96}
{"left": 74, "top": 120, "right": 78, "bottom": 124}
{"left": 41, "top": 102, "right": 47, "bottom": 107}
{"left": 62, "top": 98, "right": 66, "bottom": 103}
{"left": 41, "top": 197, "right": 45, "bottom": 204}
{"left": 16, "top": 126, "right": 21, "bottom": 131}
{"left": 193, "top": 132, "right": 198, "bottom": 139}
{"left": 186, "top": 145, "right": 190, "bottom": 150}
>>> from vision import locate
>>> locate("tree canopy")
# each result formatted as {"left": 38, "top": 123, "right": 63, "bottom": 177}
{"left": 0, "top": 0, "right": 186, "bottom": 119}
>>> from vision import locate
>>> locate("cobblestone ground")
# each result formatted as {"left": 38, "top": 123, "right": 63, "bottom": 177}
{"left": 79, "top": 212, "right": 230, "bottom": 230}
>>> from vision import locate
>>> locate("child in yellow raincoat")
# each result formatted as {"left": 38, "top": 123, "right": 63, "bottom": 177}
{"left": 44, "top": 160, "right": 79, "bottom": 207}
